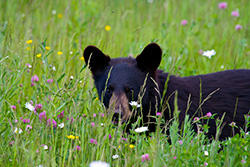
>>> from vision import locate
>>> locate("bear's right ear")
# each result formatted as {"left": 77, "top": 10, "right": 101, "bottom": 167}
{"left": 83, "top": 45, "right": 111, "bottom": 74}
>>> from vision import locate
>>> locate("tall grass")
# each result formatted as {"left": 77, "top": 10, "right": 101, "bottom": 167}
{"left": 0, "top": 0, "right": 250, "bottom": 166}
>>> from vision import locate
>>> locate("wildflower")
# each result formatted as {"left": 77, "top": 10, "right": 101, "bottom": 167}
{"left": 52, "top": 10, "right": 56, "bottom": 15}
{"left": 105, "top": 25, "right": 111, "bottom": 31}
{"left": 25, "top": 102, "right": 35, "bottom": 112}
{"left": 221, "top": 65, "right": 224, "bottom": 69}
{"left": 70, "top": 76, "right": 74, "bottom": 80}
{"left": 100, "top": 123, "right": 104, "bottom": 126}
{"left": 229, "top": 121, "right": 236, "bottom": 127}
{"left": 70, "top": 51, "right": 73, "bottom": 55}
{"left": 205, "top": 112, "right": 212, "bottom": 118}
{"left": 202, "top": 50, "right": 216, "bottom": 59}
{"left": 141, "top": 153, "right": 150, "bottom": 162}
{"left": 9, "top": 141, "right": 15, "bottom": 146}
{"left": 173, "top": 156, "right": 177, "bottom": 160}
{"left": 35, "top": 103, "right": 42, "bottom": 111}
{"left": 193, "top": 117, "right": 199, "bottom": 122}
{"left": 42, "top": 144, "right": 48, "bottom": 150}
{"left": 46, "top": 118, "right": 57, "bottom": 128}
{"left": 26, "top": 46, "right": 31, "bottom": 50}
{"left": 204, "top": 162, "right": 208, "bottom": 167}
{"left": 89, "top": 161, "right": 110, "bottom": 167}
{"left": 75, "top": 145, "right": 81, "bottom": 151}
{"left": 231, "top": 11, "right": 239, "bottom": 17}
{"left": 112, "top": 154, "right": 119, "bottom": 159}
{"left": 52, "top": 66, "right": 56, "bottom": 71}
{"left": 129, "top": 144, "right": 135, "bottom": 149}
{"left": 67, "top": 135, "right": 79, "bottom": 140}
{"left": 31, "top": 82, "right": 35, "bottom": 87}
{"left": 14, "top": 127, "right": 23, "bottom": 134}
{"left": 57, "top": 51, "right": 63, "bottom": 55}
{"left": 156, "top": 112, "right": 161, "bottom": 116}
{"left": 129, "top": 101, "right": 141, "bottom": 108}
{"left": 93, "top": 114, "right": 97, "bottom": 117}
{"left": 198, "top": 50, "right": 203, "bottom": 55}
{"left": 108, "top": 134, "right": 112, "bottom": 139}
{"left": 14, "top": 119, "right": 18, "bottom": 123}
{"left": 31, "top": 75, "right": 39, "bottom": 82}
{"left": 36, "top": 53, "right": 42, "bottom": 58}
{"left": 235, "top": 24, "right": 242, "bottom": 30}
{"left": 218, "top": 2, "right": 227, "bottom": 9}
{"left": 80, "top": 57, "right": 84, "bottom": 61}
{"left": 134, "top": 126, "right": 148, "bottom": 133}
{"left": 11, "top": 105, "right": 16, "bottom": 110}
{"left": 57, "top": 13, "right": 63, "bottom": 18}
{"left": 178, "top": 140, "right": 183, "bottom": 145}
{"left": 91, "top": 122, "right": 95, "bottom": 127}
{"left": 45, "top": 46, "right": 50, "bottom": 50}
{"left": 204, "top": 151, "right": 209, "bottom": 156}
{"left": 181, "top": 20, "right": 188, "bottom": 26}
{"left": 26, "top": 125, "right": 32, "bottom": 132}
{"left": 39, "top": 112, "right": 47, "bottom": 121}
{"left": 241, "top": 159, "right": 246, "bottom": 164}
{"left": 47, "top": 79, "right": 53, "bottom": 83}
{"left": 26, "top": 40, "right": 33, "bottom": 44}
{"left": 90, "top": 138, "right": 98, "bottom": 145}
{"left": 58, "top": 123, "right": 64, "bottom": 128}
{"left": 23, "top": 119, "right": 30, "bottom": 123}
{"left": 57, "top": 110, "right": 64, "bottom": 119}
{"left": 26, "top": 63, "right": 32, "bottom": 68}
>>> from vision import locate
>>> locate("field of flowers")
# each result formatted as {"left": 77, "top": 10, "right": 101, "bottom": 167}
{"left": 0, "top": 0, "right": 250, "bottom": 166}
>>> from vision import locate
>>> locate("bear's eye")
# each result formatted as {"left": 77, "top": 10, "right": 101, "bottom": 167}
{"left": 106, "top": 86, "right": 113, "bottom": 94}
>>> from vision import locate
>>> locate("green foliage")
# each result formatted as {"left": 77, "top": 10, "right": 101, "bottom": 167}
{"left": 0, "top": 0, "right": 250, "bottom": 166}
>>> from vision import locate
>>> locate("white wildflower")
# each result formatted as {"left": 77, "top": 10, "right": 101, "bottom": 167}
{"left": 101, "top": 123, "right": 104, "bottom": 127}
{"left": 43, "top": 145, "right": 48, "bottom": 150}
{"left": 112, "top": 154, "right": 119, "bottom": 159}
{"left": 70, "top": 51, "right": 73, "bottom": 55}
{"left": 204, "top": 151, "right": 209, "bottom": 156}
{"left": 134, "top": 126, "right": 148, "bottom": 133}
{"left": 129, "top": 101, "right": 141, "bottom": 108}
{"left": 58, "top": 123, "right": 64, "bottom": 129}
{"left": 14, "top": 127, "right": 23, "bottom": 134}
{"left": 89, "top": 161, "right": 110, "bottom": 167}
{"left": 202, "top": 50, "right": 216, "bottom": 59}
{"left": 25, "top": 102, "right": 35, "bottom": 112}
{"left": 52, "top": 66, "right": 56, "bottom": 71}
{"left": 52, "top": 10, "right": 56, "bottom": 15}
{"left": 70, "top": 76, "right": 74, "bottom": 80}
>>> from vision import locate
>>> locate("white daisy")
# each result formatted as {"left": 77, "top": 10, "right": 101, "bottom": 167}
{"left": 70, "top": 76, "right": 74, "bottom": 80}
{"left": 129, "top": 101, "right": 141, "bottom": 108}
{"left": 89, "top": 161, "right": 110, "bottom": 167}
{"left": 112, "top": 154, "right": 119, "bottom": 159}
{"left": 58, "top": 123, "right": 64, "bottom": 129}
{"left": 52, "top": 66, "right": 56, "bottom": 71}
{"left": 134, "top": 126, "right": 148, "bottom": 133}
{"left": 25, "top": 102, "right": 35, "bottom": 112}
{"left": 14, "top": 127, "right": 23, "bottom": 134}
{"left": 204, "top": 151, "right": 209, "bottom": 156}
{"left": 202, "top": 50, "right": 216, "bottom": 59}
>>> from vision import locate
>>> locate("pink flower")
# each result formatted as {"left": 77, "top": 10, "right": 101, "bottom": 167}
{"left": 90, "top": 138, "right": 97, "bottom": 145}
{"left": 173, "top": 156, "right": 177, "bottom": 160}
{"left": 178, "top": 140, "right": 183, "bottom": 145}
{"left": 156, "top": 112, "right": 161, "bottom": 116}
{"left": 39, "top": 112, "right": 47, "bottom": 121}
{"left": 206, "top": 112, "right": 212, "bottom": 117}
{"left": 235, "top": 24, "right": 242, "bottom": 30}
{"left": 19, "top": 84, "right": 23, "bottom": 87}
{"left": 218, "top": 2, "right": 227, "bottom": 9}
{"left": 11, "top": 105, "right": 16, "bottom": 110}
{"left": 100, "top": 113, "right": 104, "bottom": 117}
{"left": 122, "top": 137, "right": 127, "bottom": 141}
{"left": 31, "top": 82, "right": 35, "bottom": 87}
{"left": 91, "top": 122, "right": 95, "bottom": 127}
{"left": 46, "top": 119, "right": 57, "bottom": 128}
{"left": 31, "top": 75, "right": 39, "bottom": 82}
{"left": 26, "top": 125, "right": 32, "bottom": 132}
{"left": 75, "top": 145, "right": 81, "bottom": 151}
{"left": 181, "top": 20, "right": 188, "bottom": 26}
{"left": 57, "top": 110, "right": 65, "bottom": 119}
{"left": 198, "top": 50, "right": 203, "bottom": 55}
{"left": 83, "top": 114, "right": 86, "bottom": 117}
{"left": 193, "top": 117, "right": 199, "bottom": 122}
{"left": 35, "top": 103, "right": 42, "bottom": 110}
{"left": 204, "top": 162, "right": 208, "bottom": 167}
{"left": 14, "top": 119, "right": 18, "bottom": 123}
{"left": 93, "top": 114, "right": 97, "bottom": 117}
{"left": 22, "top": 119, "right": 30, "bottom": 123}
{"left": 47, "top": 79, "right": 53, "bottom": 83}
{"left": 141, "top": 153, "right": 150, "bottom": 162}
{"left": 241, "top": 159, "right": 246, "bottom": 164}
{"left": 108, "top": 134, "right": 112, "bottom": 139}
{"left": 231, "top": 11, "right": 239, "bottom": 17}
{"left": 9, "top": 141, "right": 15, "bottom": 146}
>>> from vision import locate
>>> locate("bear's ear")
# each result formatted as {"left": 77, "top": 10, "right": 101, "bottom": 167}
{"left": 136, "top": 43, "right": 162, "bottom": 72}
{"left": 83, "top": 45, "right": 111, "bottom": 74}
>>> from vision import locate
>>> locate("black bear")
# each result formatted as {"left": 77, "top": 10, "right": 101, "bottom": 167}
{"left": 83, "top": 43, "right": 250, "bottom": 140}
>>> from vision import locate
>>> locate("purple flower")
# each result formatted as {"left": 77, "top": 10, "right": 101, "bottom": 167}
{"left": 9, "top": 141, "right": 15, "bottom": 146}
{"left": 75, "top": 145, "right": 81, "bottom": 151}
{"left": 11, "top": 105, "right": 16, "bottom": 110}
{"left": 31, "top": 75, "right": 39, "bottom": 82}
{"left": 204, "top": 162, "right": 208, "bottom": 167}
{"left": 108, "top": 134, "right": 112, "bottom": 139}
{"left": 22, "top": 119, "right": 30, "bottom": 123}
{"left": 173, "top": 156, "right": 177, "bottom": 160}
{"left": 46, "top": 118, "right": 57, "bottom": 128}
{"left": 19, "top": 84, "right": 23, "bottom": 87}
{"left": 141, "top": 153, "right": 150, "bottom": 162}
{"left": 181, "top": 20, "right": 188, "bottom": 26}
{"left": 206, "top": 112, "right": 212, "bottom": 117}
{"left": 218, "top": 2, "right": 227, "bottom": 9}
{"left": 26, "top": 125, "right": 32, "bottom": 132}
{"left": 93, "top": 114, "right": 97, "bottom": 117}
{"left": 35, "top": 103, "right": 42, "bottom": 110}
{"left": 231, "top": 11, "right": 239, "bottom": 17}
{"left": 122, "top": 137, "right": 127, "bottom": 141}
{"left": 235, "top": 24, "right": 242, "bottom": 30}
{"left": 57, "top": 110, "right": 65, "bottom": 119}
{"left": 91, "top": 122, "right": 95, "bottom": 127}
{"left": 31, "top": 82, "right": 35, "bottom": 87}
{"left": 39, "top": 112, "right": 47, "bottom": 121}
{"left": 90, "top": 138, "right": 97, "bottom": 145}
{"left": 178, "top": 140, "right": 183, "bottom": 145}
{"left": 156, "top": 112, "right": 161, "bottom": 116}
{"left": 193, "top": 117, "right": 199, "bottom": 122}
{"left": 47, "top": 79, "right": 53, "bottom": 83}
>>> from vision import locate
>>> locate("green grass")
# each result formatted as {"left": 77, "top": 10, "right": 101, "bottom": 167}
{"left": 0, "top": 0, "right": 250, "bottom": 166}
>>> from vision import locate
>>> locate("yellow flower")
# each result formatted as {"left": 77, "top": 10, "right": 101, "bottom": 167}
{"left": 58, "top": 13, "right": 63, "bottom": 18}
{"left": 118, "top": 146, "right": 121, "bottom": 148}
{"left": 80, "top": 57, "right": 84, "bottom": 61}
{"left": 26, "top": 46, "right": 31, "bottom": 50}
{"left": 105, "top": 25, "right": 111, "bottom": 31}
{"left": 66, "top": 135, "right": 79, "bottom": 140}
{"left": 125, "top": 144, "right": 128, "bottom": 147}
{"left": 129, "top": 144, "right": 135, "bottom": 149}
{"left": 45, "top": 46, "right": 50, "bottom": 50}
{"left": 36, "top": 53, "right": 42, "bottom": 58}
{"left": 57, "top": 51, "right": 63, "bottom": 55}
{"left": 26, "top": 40, "right": 33, "bottom": 44}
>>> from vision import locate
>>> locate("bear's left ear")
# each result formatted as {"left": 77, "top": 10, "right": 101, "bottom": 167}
{"left": 136, "top": 43, "right": 162, "bottom": 72}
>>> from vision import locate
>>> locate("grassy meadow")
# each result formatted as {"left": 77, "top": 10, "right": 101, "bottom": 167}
{"left": 0, "top": 0, "right": 250, "bottom": 166}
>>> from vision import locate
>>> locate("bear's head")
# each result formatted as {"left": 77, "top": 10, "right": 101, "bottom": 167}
{"left": 83, "top": 43, "right": 162, "bottom": 127}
